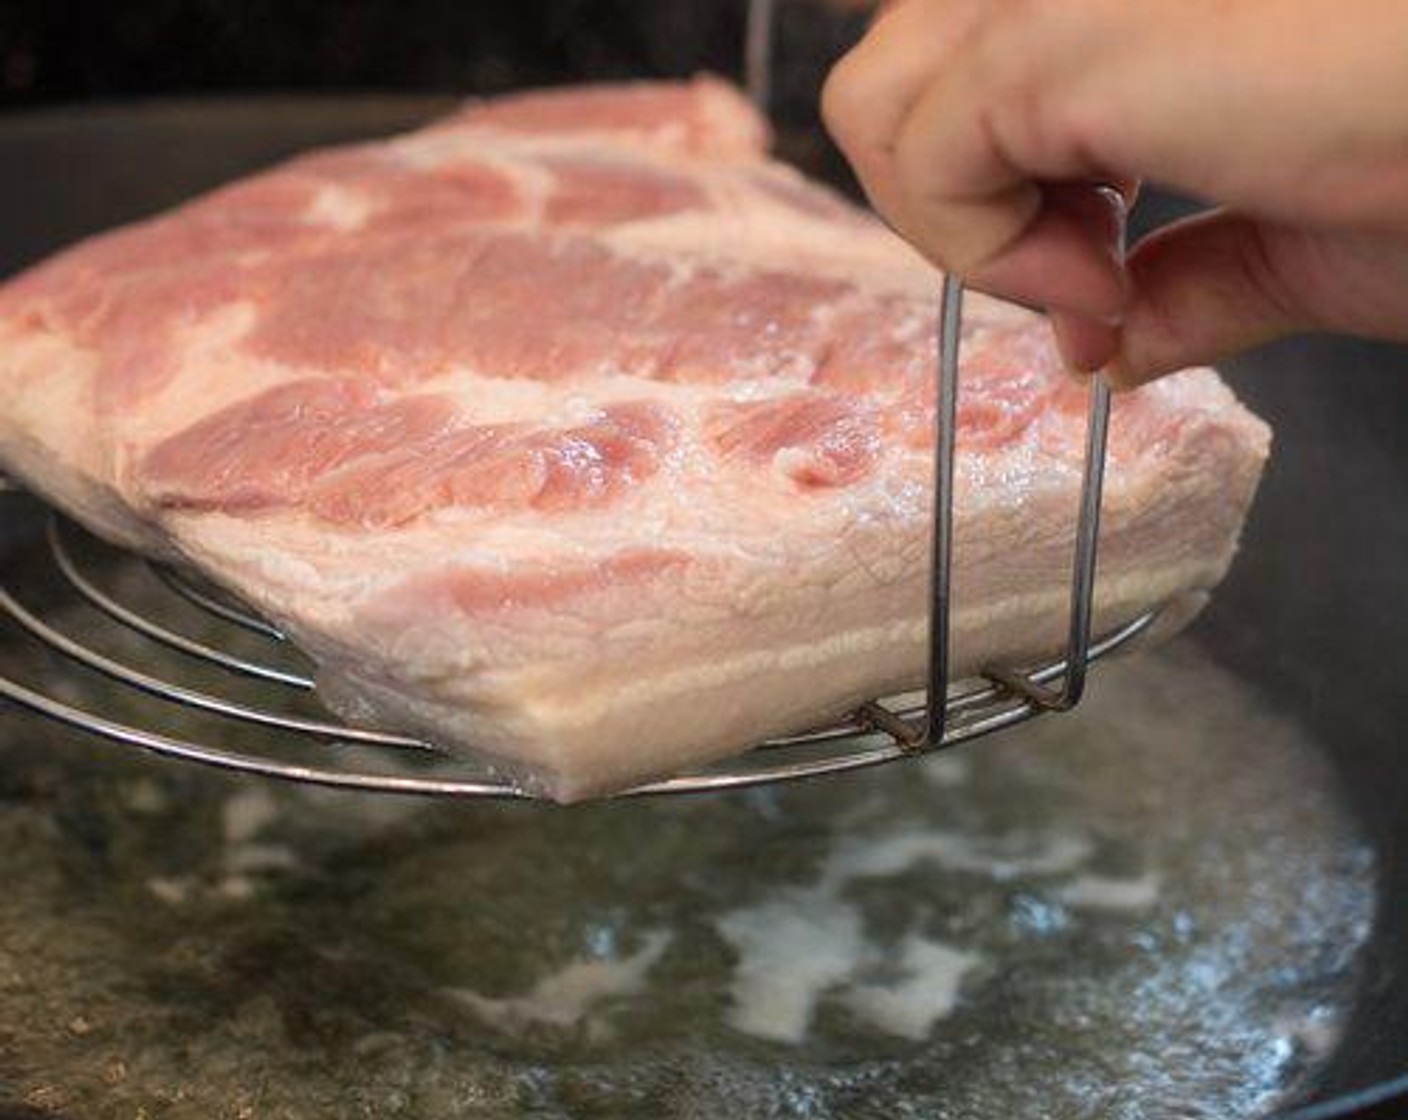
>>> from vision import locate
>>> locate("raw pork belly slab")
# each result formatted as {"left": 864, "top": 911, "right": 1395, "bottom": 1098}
{"left": 0, "top": 78, "right": 1270, "bottom": 800}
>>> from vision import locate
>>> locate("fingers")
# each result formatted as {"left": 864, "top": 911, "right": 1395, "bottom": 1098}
{"left": 966, "top": 183, "right": 1130, "bottom": 336}
{"left": 1052, "top": 311, "right": 1122, "bottom": 376}
{"left": 883, "top": 34, "right": 1043, "bottom": 276}
{"left": 821, "top": 0, "right": 1408, "bottom": 386}
{"left": 958, "top": 185, "right": 1128, "bottom": 375}
{"left": 821, "top": 0, "right": 959, "bottom": 216}
{"left": 1107, "top": 211, "right": 1312, "bottom": 388}
{"left": 822, "top": 1, "right": 1131, "bottom": 325}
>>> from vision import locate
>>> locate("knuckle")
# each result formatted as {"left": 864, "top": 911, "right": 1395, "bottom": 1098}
{"left": 820, "top": 53, "right": 872, "bottom": 150}
{"left": 940, "top": 238, "right": 998, "bottom": 276}
{"left": 1235, "top": 225, "right": 1306, "bottom": 326}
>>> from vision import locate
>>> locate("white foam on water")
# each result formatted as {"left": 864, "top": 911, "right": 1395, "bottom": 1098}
{"left": 842, "top": 934, "right": 982, "bottom": 1040}
{"left": 714, "top": 815, "right": 1084, "bottom": 1043}
{"left": 146, "top": 876, "right": 193, "bottom": 905}
{"left": 1274, "top": 1007, "right": 1345, "bottom": 1062}
{"left": 224, "top": 842, "right": 301, "bottom": 875}
{"left": 0, "top": 637, "right": 1377, "bottom": 1119}
{"left": 214, "top": 874, "right": 256, "bottom": 902}
{"left": 221, "top": 787, "right": 279, "bottom": 844}
{"left": 447, "top": 931, "right": 671, "bottom": 1038}
{"left": 122, "top": 778, "right": 169, "bottom": 815}
{"left": 919, "top": 753, "right": 971, "bottom": 788}
{"left": 824, "top": 828, "right": 1093, "bottom": 885}
{"left": 1056, "top": 872, "right": 1162, "bottom": 911}
{"left": 716, "top": 889, "right": 865, "bottom": 1044}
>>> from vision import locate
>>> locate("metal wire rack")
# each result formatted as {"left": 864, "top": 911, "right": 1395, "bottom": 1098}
{"left": 0, "top": 0, "right": 1158, "bottom": 799}
{"left": 0, "top": 509, "right": 1157, "bottom": 799}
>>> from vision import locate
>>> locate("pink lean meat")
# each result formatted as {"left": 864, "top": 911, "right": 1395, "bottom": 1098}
{"left": 0, "top": 77, "right": 1270, "bottom": 800}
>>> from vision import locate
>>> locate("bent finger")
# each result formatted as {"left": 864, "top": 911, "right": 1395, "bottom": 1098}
{"left": 821, "top": 1, "right": 958, "bottom": 217}
{"left": 1109, "top": 211, "right": 1312, "bottom": 387}
{"left": 964, "top": 182, "right": 1129, "bottom": 323}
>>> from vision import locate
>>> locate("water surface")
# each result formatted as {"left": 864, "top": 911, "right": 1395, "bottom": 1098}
{"left": 0, "top": 643, "right": 1376, "bottom": 1119}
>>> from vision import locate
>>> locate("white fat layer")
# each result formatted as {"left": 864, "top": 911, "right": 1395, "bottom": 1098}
{"left": 304, "top": 184, "right": 372, "bottom": 230}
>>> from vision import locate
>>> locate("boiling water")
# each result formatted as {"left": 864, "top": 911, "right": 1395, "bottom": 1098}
{"left": 0, "top": 643, "right": 1376, "bottom": 1119}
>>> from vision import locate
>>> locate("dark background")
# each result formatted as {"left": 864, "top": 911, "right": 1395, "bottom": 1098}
{"left": 0, "top": 0, "right": 738, "bottom": 103}
{"left": 0, "top": 0, "right": 860, "bottom": 113}
{"left": 0, "top": 0, "right": 869, "bottom": 184}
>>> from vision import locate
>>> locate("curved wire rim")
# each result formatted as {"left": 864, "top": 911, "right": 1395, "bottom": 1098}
{"left": 49, "top": 519, "right": 313, "bottom": 691}
{"left": 151, "top": 561, "right": 286, "bottom": 639}
{"left": 0, "top": 512, "right": 1161, "bottom": 800}
{"left": 6, "top": 518, "right": 433, "bottom": 752}
{"left": 44, "top": 514, "right": 1152, "bottom": 749}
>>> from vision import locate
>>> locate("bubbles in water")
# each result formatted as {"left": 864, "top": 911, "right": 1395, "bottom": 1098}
{"left": 0, "top": 641, "right": 1377, "bottom": 1119}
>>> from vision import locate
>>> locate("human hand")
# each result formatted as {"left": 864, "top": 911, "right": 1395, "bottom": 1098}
{"left": 821, "top": 0, "right": 1408, "bottom": 386}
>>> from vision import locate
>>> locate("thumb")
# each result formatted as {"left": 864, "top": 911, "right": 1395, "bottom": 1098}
{"left": 1108, "top": 211, "right": 1312, "bottom": 388}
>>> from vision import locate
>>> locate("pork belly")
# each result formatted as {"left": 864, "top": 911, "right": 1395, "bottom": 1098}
{"left": 0, "top": 77, "right": 1270, "bottom": 799}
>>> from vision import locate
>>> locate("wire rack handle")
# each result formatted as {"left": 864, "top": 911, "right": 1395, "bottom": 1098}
{"left": 871, "top": 279, "right": 1115, "bottom": 752}
{"left": 744, "top": 0, "right": 1117, "bottom": 745}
